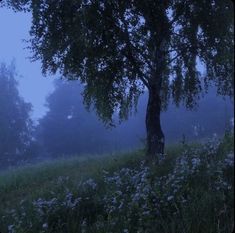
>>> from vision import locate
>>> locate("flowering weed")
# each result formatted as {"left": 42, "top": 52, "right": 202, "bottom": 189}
{"left": 0, "top": 135, "right": 233, "bottom": 233}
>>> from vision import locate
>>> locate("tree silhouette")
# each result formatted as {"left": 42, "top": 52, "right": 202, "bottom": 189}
{"left": 3, "top": 0, "right": 234, "bottom": 161}
{"left": 0, "top": 62, "right": 32, "bottom": 163}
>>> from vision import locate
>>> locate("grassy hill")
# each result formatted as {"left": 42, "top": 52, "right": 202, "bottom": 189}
{"left": 0, "top": 134, "right": 234, "bottom": 233}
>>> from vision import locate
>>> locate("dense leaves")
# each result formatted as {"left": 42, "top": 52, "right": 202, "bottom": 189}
{"left": 0, "top": 63, "right": 33, "bottom": 165}
{"left": 1, "top": 0, "right": 233, "bottom": 157}
{"left": 37, "top": 81, "right": 234, "bottom": 157}
{"left": 2, "top": 0, "right": 233, "bottom": 121}
{"left": 37, "top": 80, "right": 137, "bottom": 157}
{"left": 38, "top": 80, "right": 104, "bottom": 156}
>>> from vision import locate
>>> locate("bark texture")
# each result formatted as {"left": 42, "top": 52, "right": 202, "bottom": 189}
{"left": 146, "top": 86, "right": 165, "bottom": 162}
{"left": 144, "top": 3, "right": 169, "bottom": 162}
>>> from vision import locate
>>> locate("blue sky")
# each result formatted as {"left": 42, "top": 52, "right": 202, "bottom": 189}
{"left": 0, "top": 8, "right": 55, "bottom": 121}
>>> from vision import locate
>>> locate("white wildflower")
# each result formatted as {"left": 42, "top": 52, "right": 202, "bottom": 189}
{"left": 83, "top": 178, "right": 97, "bottom": 189}
{"left": 167, "top": 196, "right": 174, "bottom": 201}
{"left": 8, "top": 224, "right": 15, "bottom": 232}
{"left": 42, "top": 223, "right": 48, "bottom": 229}
{"left": 224, "top": 153, "right": 234, "bottom": 167}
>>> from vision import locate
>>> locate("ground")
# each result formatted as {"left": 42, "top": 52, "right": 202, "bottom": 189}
{"left": 0, "top": 134, "right": 234, "bottom": 233}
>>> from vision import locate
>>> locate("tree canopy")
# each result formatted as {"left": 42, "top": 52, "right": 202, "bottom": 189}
{"left": 2, "top": 0, "right": 233, "bottom": 158}
{"left": 37, "top": 80, "right": 117, "bottom": 156}
{"left": 0, "top": 62, "right": 33, "bottom": 161}
{"left": 3, "top": 0, "right": 233, "bottom": 116}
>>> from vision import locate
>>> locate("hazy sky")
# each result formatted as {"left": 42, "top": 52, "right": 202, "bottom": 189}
{"left": 0, "top": 8, "right": 55, "bottom": 121}
{"left": 0, "top": 7, "right": 229, "bottom": 125}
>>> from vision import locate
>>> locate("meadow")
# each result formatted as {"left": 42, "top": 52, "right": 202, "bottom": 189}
{"left": 0, "top": 134, "right": 234, "bottom": 233}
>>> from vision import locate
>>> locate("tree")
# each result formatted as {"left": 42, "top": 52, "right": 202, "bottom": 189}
{"left": 37, "top": 80, "right": 117, "bottom": 157}
{"left": 3, "top": 0, "right": 234, "bottom": 161}
{"left": 0, "top": 62, "right": 33, "bottom": 163}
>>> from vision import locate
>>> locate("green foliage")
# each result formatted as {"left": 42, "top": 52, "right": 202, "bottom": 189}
{"left": 0, "top": 62, "right": 33, "bottom": 166}
{"left": 0, "top": 136, "right": 233, "bottom": 233}
{"left": 37, "top": 80, "right": 142, "bottom": 157}
{"left": 37, "top": 80, "right": 105, "bottom": 156}
{"left": 1, "top": 0, "right": 234, "bottom": 124}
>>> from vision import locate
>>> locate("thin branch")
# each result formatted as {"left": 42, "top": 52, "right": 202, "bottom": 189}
{"left": 139, "top": 75, "right": 150, "bottom": 88}
{"left": 167, "top": 52, "right": 182, "bottom": 65}
{"left": 166, "top": 44, "right": 199, "bottom": 65}
{"left": 120, "top": 13, "right": 150, "bottom": 88}
{"left": 133, "top": 45, "right": 154, "bottom": 71}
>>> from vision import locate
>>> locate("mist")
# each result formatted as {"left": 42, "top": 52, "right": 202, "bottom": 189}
{"left": 0, "top": 69, "right": 233, "bottom": 169}
{"left": 0, "top": 8, "right": 54, "bottom": 121}
{"left": 0, "top": 2, "right": 234, "bottom": 233}
{"left": 0, "top": 8, "right": 234, "bottom": 170}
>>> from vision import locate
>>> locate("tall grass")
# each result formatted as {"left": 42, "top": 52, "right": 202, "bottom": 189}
{"left": 0, "top": 134, "right": 233, "bottom": 233}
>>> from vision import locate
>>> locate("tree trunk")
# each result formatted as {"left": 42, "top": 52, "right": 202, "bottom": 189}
{"left": 144, "top": 3, "right": 168, "bottom": 163}
{"left": 145, "top": 85, "right": 165, "bottom": 162}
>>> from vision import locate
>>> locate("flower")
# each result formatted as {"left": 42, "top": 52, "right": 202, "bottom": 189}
{"left": 42, "top": 223, "right": 48, "bottom": 229}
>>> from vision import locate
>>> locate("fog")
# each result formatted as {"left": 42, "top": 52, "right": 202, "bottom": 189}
{"left": 0, "top": 8, "right": 54, "bottom": 121}
{"left": 0, "top": 8, "right": 234, "bottom": 170}
{"left": 1, "top": 2, "right": 234, "bottom": 233}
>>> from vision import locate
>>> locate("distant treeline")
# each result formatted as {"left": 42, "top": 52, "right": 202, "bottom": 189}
{"left": 0, "top": 64, "right": 233, "bottom": 169}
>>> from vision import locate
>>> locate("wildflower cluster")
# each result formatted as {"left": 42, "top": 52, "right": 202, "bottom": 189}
{"left": 2, "top": 138, "right": 234, "bottom": 233}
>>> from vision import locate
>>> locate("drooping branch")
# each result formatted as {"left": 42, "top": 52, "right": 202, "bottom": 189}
{"left": 97, "top": 3, "right": 151, "bottom": 89}
{"left": 120, "top": 13, "right": 150, "bottom": 89}
{"left": 166, "top": 43, "right": 199, "bottom": 65}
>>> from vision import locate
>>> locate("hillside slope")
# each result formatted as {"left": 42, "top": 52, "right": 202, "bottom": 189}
{"left": 0, "top": 135, "right": 234, "bottom": 233}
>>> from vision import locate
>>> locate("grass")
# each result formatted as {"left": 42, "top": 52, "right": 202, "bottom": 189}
{"left": 0, "top": 134, "right": 233, "bottom": 233}
{"left": 0, "top": 150, "right": 144, "bottom": 212}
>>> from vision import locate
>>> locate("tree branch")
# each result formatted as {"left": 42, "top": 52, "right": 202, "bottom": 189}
{"left": 166, "top": 43, "right": 199, "bottom": 65}
{"left": 120, "top": 13, "right": 150, "bottom": 88}
{"left": 98, "top": 4, "right": 151, "bottom": 88}
{"left": 167, "top": 52, "right": 182, "bottom": 65}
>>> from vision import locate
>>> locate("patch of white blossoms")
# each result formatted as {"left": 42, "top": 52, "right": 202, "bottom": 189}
{"left": 5, "top": 138, "right": 234, "bottom": 233}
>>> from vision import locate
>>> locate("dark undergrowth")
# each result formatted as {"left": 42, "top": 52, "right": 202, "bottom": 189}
{"left": 0, "top": 134, "right": 234, "bottom": 233}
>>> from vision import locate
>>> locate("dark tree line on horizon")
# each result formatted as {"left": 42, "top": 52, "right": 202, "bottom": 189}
{"left": 0, "top": 0, "right": 234, "bottom": 163}
{"left": 0, "top": 63, "right": 233, "bottom": 169}
{"left": 0, "top": 63, "right": 33, "bottom": 167}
